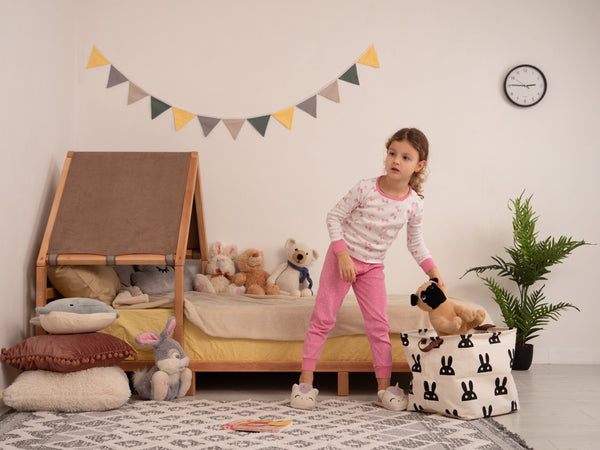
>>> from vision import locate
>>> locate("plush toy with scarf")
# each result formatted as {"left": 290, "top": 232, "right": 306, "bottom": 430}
{"left": 193, "top": 242, "right": 245, "bottom": 294}
{"left": 268, "top": 238, "right": 319, "bottom": 297}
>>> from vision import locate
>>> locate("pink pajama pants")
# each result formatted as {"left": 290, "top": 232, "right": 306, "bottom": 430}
{"left": 301, "top": 245, "right": 392, "bottom": 379}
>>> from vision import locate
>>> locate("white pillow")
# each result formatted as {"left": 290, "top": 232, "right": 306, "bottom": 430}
{"left": 2, "top": 366, "right": 131, "bottom": 412}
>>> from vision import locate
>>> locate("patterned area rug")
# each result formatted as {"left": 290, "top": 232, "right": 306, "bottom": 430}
{"left": 0, "top": 398, "right": 530, "bottom": 449}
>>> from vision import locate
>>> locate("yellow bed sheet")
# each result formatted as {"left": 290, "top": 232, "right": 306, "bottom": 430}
{"left": 103, "top": 308, "right": 408, "bottom": 364}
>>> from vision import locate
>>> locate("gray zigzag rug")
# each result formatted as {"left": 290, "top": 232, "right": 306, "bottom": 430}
{"left": 0, "top": 398, "right": 530, "bottom": 449}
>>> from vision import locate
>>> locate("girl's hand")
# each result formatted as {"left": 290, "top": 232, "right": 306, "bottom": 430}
{"left": 427, "top": 267, "right": 445, "bottom": 290}
{"left": 336, "top": 250, "right": 357, "bottom": 283}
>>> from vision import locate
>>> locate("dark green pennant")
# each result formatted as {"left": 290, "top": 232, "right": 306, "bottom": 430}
{"left": 339, "top": 64, "right": 360, "bottom": 85}
{"left": 151, "top": 97, "right": 171, "bottom": 119}
{"left": 248, "top": 115, "right": 271, "bottom": 136}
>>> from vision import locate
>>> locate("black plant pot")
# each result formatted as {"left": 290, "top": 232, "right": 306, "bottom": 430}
{"left": 513, "top": 343, "right": 534, "bottom": 370}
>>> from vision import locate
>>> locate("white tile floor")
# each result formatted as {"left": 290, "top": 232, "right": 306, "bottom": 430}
{"left": 192, "top": 364, "right": 600, "bottom": 449}
{"left": 2, "top": 364, "right": 599, "bottom": 448}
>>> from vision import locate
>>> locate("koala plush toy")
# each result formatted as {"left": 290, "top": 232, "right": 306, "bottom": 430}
{"left": 268, "top": 238, "right": 319, "bottom": 297}
{"left": 410, "top": 278, "right": 486, "bottom": 336}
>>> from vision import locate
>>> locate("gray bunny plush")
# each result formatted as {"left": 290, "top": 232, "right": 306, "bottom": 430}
{"left": 133, "top": 317, "right": 192, "bottom": 400}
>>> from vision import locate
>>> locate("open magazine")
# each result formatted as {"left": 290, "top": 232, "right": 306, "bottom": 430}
{"left": 223, "top": 419, "right": 293, "bottom": 433}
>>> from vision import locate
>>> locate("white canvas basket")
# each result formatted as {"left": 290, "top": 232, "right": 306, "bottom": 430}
{"left": 402, "top": 327, "right": 519, "bottom": 420}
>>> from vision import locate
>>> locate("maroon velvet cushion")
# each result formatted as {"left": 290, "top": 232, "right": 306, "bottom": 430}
{"left": 1, "top": 332, "right": 137, "bottom": 372}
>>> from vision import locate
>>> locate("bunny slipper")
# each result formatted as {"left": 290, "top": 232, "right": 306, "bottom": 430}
{"left": 193, "top": 242, "right": 245, "bottom": 294}
{"left": 133, "top": 317, "right": 192, "bottom": 400}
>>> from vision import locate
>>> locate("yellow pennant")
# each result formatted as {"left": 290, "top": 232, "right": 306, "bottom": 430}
{"left": 173, "top": 108, "right": 196, "bottom": 131}
{"left": 87, "top": 46, "right": 110, "bottom": 69}
{"left": 272, "top": 107, "right": 295, "bottom": 129}
{"left": 357, "top": 45, "right": 380, "bottom": 68}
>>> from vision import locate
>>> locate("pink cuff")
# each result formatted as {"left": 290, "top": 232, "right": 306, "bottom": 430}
{"left": 420, "top": 258, "right": 436, "bottom": 274}
{"left": 332, "top": 239, "right": 348, "bottom": 254}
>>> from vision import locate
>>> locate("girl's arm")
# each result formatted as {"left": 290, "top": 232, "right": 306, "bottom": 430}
{"left": 326, "top": 180, "right": 364, "bottom": 249}
{"left": 426, "top": 266, "right": 445, "bottom": 289}
{"left": 407, "top": 200, "right": 445, "bottom": 288}
{"left": 327, "top": 181, "right": 364, "bottom": 281}
{"left": 336, "top": 250, "right": 358, "bottom": 283}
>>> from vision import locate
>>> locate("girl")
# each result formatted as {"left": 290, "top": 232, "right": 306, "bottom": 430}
{"left": 290, "top": 128, "right": 444, "bottom": 411}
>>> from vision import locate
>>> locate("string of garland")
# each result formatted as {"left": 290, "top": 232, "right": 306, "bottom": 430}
{"left": 86, "top": 45, "right": 380, "bottom": 139}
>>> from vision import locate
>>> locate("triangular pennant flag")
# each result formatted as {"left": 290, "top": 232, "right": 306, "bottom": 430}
{"left": 319, "top": 81, "right": 340, "bottom": 103}
{"left": 127, "top": 82, "right": 149, "bottom": 104}
{"left": 248, "top": 115, "right": 270, "bottom": 136}
{"left": 86, "top": 46, "right": 110, "bottom": 69}
{"left": 223, "top": 119, "right": 245, "bottom": 139}
{"left": 151, "top": 97, "right": 171, "bottom": 119}
{"left": 197, "top": 116, "right": 220, "bottom": 136}
{"left": 357, "top": 45, "right": 380, "bottom": 68}
{"left": 272, "top": 107, "right": 295, "bottom": 130}
{"left": 339, "top": 64, "right": 359, "bottom": 85}
{"left": 107, "top": 66, "right": 128, "bottom": 88}
{"left": 173, "top": 108, "right": 196, "bottom": 131}
{"left": 297, "top": 96, "right": 317, "bottom": 118}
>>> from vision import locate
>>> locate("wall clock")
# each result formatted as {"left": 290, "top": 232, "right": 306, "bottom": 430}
{"left": 503, "top": 64, "right": 547, "bottom": 107}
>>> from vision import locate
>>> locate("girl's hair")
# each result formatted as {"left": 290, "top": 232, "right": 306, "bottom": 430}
{"left": 385, "top": 127, "right": 429, "bottom": 198}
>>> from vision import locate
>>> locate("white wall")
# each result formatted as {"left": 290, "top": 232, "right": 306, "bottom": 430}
{"left": 2, "top": 0, "right": 599, "bottom": 390}
{"left": 0, "top": 1, "right": 76, "bottom": 390}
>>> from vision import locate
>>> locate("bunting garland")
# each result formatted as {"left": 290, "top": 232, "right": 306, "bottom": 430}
{"left": 86, "top": 45, "right": 380, "bottom": 139}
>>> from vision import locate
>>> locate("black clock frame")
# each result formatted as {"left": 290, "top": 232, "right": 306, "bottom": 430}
{"left": 503, "top": 64, "right": 547, "bottom": 107}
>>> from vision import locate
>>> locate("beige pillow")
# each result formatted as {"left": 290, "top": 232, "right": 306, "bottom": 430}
{"left": 47, "top": 265, "right": 120, "bottom": 304}
{"left": 2, "top": 366, "right": 131, "bottom": 412}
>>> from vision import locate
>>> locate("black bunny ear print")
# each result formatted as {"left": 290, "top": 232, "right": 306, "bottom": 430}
{"left": 482, "top": 405, "right": 493, "bottom": 418}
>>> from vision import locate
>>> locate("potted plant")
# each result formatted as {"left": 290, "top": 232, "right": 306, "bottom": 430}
{"left": 462, "top": 191, "right": 591, "bottom": 370}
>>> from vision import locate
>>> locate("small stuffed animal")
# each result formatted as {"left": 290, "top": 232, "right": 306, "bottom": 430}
{"left": 268, "top": 238, "right": 319, "bottom": 297}
{"left": 410, "top": 278, "right": 486, "bottom": 336}
{"left": 30, "top": 297, "right": 120, "bottom": 334}
{"left": 193, "top": 242, "right": 245, "bottom": 294}
{"left": 133, "top": 317, "right": 192, "bottom": 400}
{"left": 233, "top": 248, "right": 280, "bottom": 295}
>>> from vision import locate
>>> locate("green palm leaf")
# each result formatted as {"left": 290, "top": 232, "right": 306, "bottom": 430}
{"left": 462, "top": 191, "right": 591, "bottom": 346}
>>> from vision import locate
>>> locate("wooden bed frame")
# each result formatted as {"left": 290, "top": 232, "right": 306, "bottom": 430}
{"left": 35, "top": 151, "right": 408, "bottom": 396}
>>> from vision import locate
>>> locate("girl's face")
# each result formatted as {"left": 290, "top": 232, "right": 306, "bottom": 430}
{"left": 384, "top": 140, "right": 426, "bottom": 182}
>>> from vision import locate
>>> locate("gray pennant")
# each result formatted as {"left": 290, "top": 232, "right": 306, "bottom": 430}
{"left": 197, "top": 116, "right": 221, "bottom": 136}
{"left": 297, "top": 96, "right": 317, "bottom": 118}
{"left": 107, "top": 66, "right": 128, "bottom": 88}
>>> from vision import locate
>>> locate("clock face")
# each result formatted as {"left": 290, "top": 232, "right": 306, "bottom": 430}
{"left": 504, "top": 65, "right": 547, "bottom": 107}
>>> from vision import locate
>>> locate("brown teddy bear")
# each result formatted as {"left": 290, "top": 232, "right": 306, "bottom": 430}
{"left": 233, "top": 248, "right": 280, "bottom": 295}
{"left": 410, "top": 278, "right": 486, "bottom": 336}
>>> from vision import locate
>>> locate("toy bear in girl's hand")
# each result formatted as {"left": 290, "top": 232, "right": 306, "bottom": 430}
{"left": 411, "top": 278, "right": 485, "bottom": 336}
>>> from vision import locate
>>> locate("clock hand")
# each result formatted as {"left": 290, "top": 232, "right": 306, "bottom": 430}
{"left": 508, "top": 83, "right": 536, "bottom": 88}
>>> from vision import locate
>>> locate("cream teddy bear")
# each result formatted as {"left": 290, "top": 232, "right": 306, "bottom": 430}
{"left": 268, "top": 238, "right": 319, "bottom": 297}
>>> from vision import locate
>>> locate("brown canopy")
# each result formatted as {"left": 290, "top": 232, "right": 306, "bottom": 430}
{"left": 47, "top": 152, "right": 192, "bottom": 257}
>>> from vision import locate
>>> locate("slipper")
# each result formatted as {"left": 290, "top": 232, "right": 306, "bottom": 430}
{"left": 376, "top": 383, "right": 408, "bottom": 411}
{"left": 290, "top": 383, "right": 319, "bottom": 410}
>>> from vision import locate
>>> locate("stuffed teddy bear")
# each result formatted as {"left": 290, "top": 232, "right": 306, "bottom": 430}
{"left": 193, "top": 242, "right": 245, "bottom": 294}
{"left": 233, "top": 248, "right": 280, "bottom": 295}
{"left": 410, "top": 278, "right": 486, "bottom": 336}
{"left": 133, "top": 317, "right": 192, "bottom": 401}
{"left": 267, "top": 238, "right": 319, "bottom": 297}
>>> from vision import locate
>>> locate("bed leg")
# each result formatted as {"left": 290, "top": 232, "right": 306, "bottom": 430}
{"left": 337, "top": 372, "right": 349, "bottom": 396}
{"left": 186, "top": 372, "right": 196, "bottom": 396}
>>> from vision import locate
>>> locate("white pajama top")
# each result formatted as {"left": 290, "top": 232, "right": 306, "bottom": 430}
{"left": 327, "top": 177, "right": 436, "bottom": 273}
